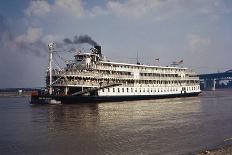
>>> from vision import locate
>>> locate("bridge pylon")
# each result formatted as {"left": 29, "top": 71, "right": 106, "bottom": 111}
{"left": 202, "top": 79, "right": 216, "bottom": 91}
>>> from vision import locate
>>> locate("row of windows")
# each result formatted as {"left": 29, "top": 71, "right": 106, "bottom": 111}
{"left": 186, "top": 87, "right": 198, "bottom": 91}
{"left": 137, "top": 80, "right": 198, "bottom": 84}
{"left": 100, "top": 63, "right": 185, "bottom": 72}
{"left": 140, "top": 73, "right": 178, "bottom": 77}
{"left": 102, "top": 86, "right": 199, "bottom": 93}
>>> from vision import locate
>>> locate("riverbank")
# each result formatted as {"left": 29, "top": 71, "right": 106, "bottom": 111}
{"left": 0, "top": 88, "right": 39, "bottom": 97}
{"left": 197, "top": 145, "right": 232, "bottom": 155}
{"left": 0, "top": 92, "right": 31, "bottom": 97}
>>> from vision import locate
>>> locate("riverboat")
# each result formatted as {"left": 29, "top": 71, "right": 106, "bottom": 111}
{"left": 31, "top": 43, "right": 201, "bottom": 104}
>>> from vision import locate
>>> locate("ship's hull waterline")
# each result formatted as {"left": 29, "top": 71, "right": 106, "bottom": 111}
{"left": 31, "top": 92, "right": 201, "bottom": 104}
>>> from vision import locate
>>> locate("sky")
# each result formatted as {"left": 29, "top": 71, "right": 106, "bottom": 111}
{"left": 0, "top": 0, "right": 232, "bottom": 88}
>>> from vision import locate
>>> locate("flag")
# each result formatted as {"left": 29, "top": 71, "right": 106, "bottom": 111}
{"left": 178, "top": 60, "right": 183, "bottom": 64}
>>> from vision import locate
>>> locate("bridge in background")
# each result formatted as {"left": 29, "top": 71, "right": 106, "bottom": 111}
{"left": 198, "top": 70, "right": 232, "bottom": 90}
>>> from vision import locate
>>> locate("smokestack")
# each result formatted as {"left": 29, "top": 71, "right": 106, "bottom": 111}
{"left": 94, "top": 45, "right": 101, "bottom": 55}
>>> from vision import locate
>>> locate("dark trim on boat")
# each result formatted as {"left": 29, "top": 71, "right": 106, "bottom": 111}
{"left": 31, "top": 92, "right": 201, "bottom": 104}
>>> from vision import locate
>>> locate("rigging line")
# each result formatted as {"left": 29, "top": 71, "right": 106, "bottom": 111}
{"left": 49, "top": 76, "right": 63, "bottom": 86}
{"left": 53, "top": 56, "right": 62, "bottom": 70}
{"left": 53, "top": 48, "right": 76, "bottom": 53}
{"left": 52, "top": 54, "right": 71, "bottom": 83}
{"left": 54, "top": 55, "right": 65, "bottom": 64}
{"left": 53, "top": 52, "right": 68, "bottom": 63}
{"left": 48, "top": 61, "right": 68, "bottom": 85}
{"left": 55, "top": 52, "right": 74, "bottom": 64}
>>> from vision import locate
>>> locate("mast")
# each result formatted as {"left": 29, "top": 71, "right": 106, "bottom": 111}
{"left": 48, "top": 43, "right": 55, "bottom": 95}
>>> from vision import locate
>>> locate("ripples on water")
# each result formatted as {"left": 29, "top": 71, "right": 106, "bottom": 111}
{"left": 0, "top": 90, "right": 232, "bottom": 155}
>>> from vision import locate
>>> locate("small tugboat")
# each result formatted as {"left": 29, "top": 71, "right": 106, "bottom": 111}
{"left": 31, "top": 43, "right": 201, "bottom": 104}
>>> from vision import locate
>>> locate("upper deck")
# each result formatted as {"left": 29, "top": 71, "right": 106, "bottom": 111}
{"left": 95, "top": 61, "right": 194, "bottom": 74}
{"left": 52, "top": 45, "right": 198, "bottom": 81}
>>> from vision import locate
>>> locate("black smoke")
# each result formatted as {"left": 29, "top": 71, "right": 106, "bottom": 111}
{"left": 63, "top": 38, "right": 72, "bottom": 44}
{"left": 63, "top": 34, "right": 99, "bottom": 46}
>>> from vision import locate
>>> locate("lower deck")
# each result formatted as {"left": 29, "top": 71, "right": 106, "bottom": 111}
{"left": 52, "top": 84, "right": 201, "bottom": 96}
{"left": 98, "top": 85, "right": 200, "bottom": 96}
{"left": 31, "top": 91, "right": 201, "bottom": 104}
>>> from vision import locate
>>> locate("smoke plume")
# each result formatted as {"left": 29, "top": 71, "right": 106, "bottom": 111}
{"left": 63, "top": 34, "right": 99, "bottom": 46}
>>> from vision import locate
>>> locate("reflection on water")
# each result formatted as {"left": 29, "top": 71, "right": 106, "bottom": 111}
{"left": 0, "top": 90, "right": 232, "bottom": 154}
{"left": 46, "top": 104, "right": 99, "bottom": 133}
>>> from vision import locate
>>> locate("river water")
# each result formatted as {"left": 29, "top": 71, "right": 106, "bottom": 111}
{"left": 0, "top": 90, "right": 232, "bottom": 155}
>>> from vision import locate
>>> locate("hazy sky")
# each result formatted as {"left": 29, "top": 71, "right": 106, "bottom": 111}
{"left": 0, "top": 0, "right": 232, "bottom": 88}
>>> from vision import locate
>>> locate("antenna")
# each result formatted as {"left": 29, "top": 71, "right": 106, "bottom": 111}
{"left": 136, "top": 52, "right": 140, "bottom": 65}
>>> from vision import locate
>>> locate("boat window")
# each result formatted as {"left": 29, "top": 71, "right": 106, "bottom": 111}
{"left": 122, "top": 88, "right": 124, "bottom": 92}
{"left": 118, "top": 88, "right": 120, "bottom": 92}
{"left": 75, "top": 55, "right": 84, "bottom": 61}
{"left": 113, "top": 88, "right": 115, "bottom": 92}
{"left": 127, "top": 88, "right": 129, "bottom": 92}
{"left": 108, "top": 88, "right": 110, "bottom": 92}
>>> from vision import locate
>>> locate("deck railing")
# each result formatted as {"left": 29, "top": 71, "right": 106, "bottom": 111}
{"left": 53, "top": 70, "right": 199, "bottom": 81}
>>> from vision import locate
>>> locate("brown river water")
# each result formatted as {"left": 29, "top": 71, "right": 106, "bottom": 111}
{"left": 0, "top": 90, "right": 232, "bottom": 155}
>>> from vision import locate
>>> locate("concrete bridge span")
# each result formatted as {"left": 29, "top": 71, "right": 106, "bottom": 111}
{"left": 198, "top": 70, "right": 232, "bottom": 90}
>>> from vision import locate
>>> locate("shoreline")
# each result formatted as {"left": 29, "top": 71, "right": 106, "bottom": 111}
{"left": 197, "top": 145, "right": 232, "bottom": 155}
{"left": 0, "top": 92, "right": 31, "bottom": 97}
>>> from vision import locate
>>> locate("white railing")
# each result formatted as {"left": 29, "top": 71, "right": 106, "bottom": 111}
{"left": 53, "top": 70, "right": 199, "bottom": 81}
